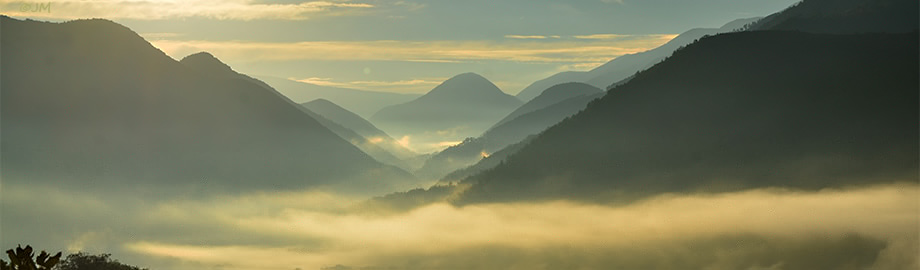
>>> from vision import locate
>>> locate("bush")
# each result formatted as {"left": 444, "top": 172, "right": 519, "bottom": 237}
{"left": 55, "top": 253, "right": 148, "bottom": 270}
{"left": 1, "top": 245, "right": 62, "bottom": 270}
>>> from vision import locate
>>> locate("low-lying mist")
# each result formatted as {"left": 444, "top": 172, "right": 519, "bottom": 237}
{"left": 2, "top": 182, "right": 916, "bottom": 270}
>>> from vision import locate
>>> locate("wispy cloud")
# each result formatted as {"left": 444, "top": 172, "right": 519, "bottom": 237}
{"left": 0, "top": 0, "right": 373, "bottom": 20}
{"left": 291, "top": 77, "right": 447, "bottom": 93}
{"left": 151, "top": 35, "right": 677, "bottom": 64}
{"left": 554, "top": 62, "right": 607, "bottom": 72}
{"left": 391, "top": 0, "right": 425, "bottom": 11}
{"left": 140, "top": 32, "right": 186, "bottom": 40}
{"left": 504, "top": 35, "right": 561, "bottom": 39}
{"left": 574, "top": 34, "right": 630, "bottom": 40}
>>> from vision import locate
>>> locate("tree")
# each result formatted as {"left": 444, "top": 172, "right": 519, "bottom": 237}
{"left": 55, "top": 253, "right": 148, "bottom": 270}
{"left": 0, "top": 245, "right": 62, "bottom": 270}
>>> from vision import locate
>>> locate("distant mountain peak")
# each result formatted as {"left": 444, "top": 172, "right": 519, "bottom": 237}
{"left": 436, "top": 73, "right": 494, "bottom": 91}
{"left": 423, "top": 72, "right": 511, "bottom": 100}
{"left": 306, "top": 98, "right": 336, "bottom": 106}
{"left": 180, "top": 52, "right": 236, "bottom": 77}
{"left": 541, "top": 82, "right": 601, "bottom": 97}
{"left": 453, "top": 72, "right": 485, "bottom": 79}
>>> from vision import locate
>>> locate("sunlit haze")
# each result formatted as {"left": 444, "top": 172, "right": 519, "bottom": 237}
{"left": 1, "top": 0, "right": 917, "bottom": 270}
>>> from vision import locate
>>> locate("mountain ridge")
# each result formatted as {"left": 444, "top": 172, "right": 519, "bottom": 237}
{"left": 456, "top": 30, "right": 919, "bottom": 204}
{"left": 370, "top": 72, "right": 522, "bottom": 153}
{"left": 515, "top": 17, "right": 762, "bottom": 102}
{"left": 0, "top": 16, "right": 417, "bottom": 195}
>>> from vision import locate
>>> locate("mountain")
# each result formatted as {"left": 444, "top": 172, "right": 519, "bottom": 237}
{"left": 439, "top": 135, "right": 536, "bottom": 184}
{"left": 0, "top": 16, "right": 416, "bottom": 195}
{"left": 455, "top": 30, "right": 919, "bottom": 204}
{"left": 494, "top": 82, "right": 602, "bottom": 127}
{"left": 258, "top": 76, "right": 420, "bottom": 118}
{"left": 370, "top": 73, "right": 522, "bottom": 153}
{"left": 300, "top": 107, "right": 413, "bottom": 171}
{"left": 515, "top": 72, "right": 590, "bottom": 102}
{"left": 417, "top": 83, "right": 603, "bottom": 180}
{"left": 514, "top": 17, "right": 761, "bottom": 102}
{"left": 179, "top": 52, "right": 236, "bottom": 78}
{"left": 302, "top": 99, "right": 418, "bottom": 164}
{"left": 303, "top": 99, "right": 387, "bottom": 140}
{"left": 180, "top": 53, "right": 416, "bottom": 170}
{"left": 748, "top": 0, "right": 918, "bottom": 34}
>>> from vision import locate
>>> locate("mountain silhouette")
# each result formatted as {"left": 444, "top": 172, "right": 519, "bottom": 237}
{"left": 494, "top": 82, "right": 602, "bottom": 127}
{"left": 258, "top": 76, "right": 420, "bottom": 118}
{"left": 370, "top": 72, "right": 522, "bottom": 153}
{"left": 302, "top": 99, "right": 419, "bottom": 167}
{"left": 455, "top": 30, "right": 919, "bottom": 204}
{"left": 180, "top": 52, "right": 415, "bottom": 170}
{"left": 304, "top": 99, "right": 389, "bottom": 140}
{"left": 515, "top": 17, "right": 761, "bottom": 102}
{"left": 438, "top": 135, "right": 536, "bottom": 184}
{"left": 416, "top": 82, "right": 602, "bottom": 180}
{"left": 0, "top": 16, "right": 416, "bottom": 195}
{"left": 300, "top": 106, "right": 413, "bottom": 171}
{"left": 748, "top": 0, "right": 918, "bottom": 34}
{"left": 179, "top": 52, "right": 235, "bottom": 78}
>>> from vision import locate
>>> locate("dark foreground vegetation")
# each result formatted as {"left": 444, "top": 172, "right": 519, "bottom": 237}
{"left": 1, "top": 245, "right": 146, "bottom": 270}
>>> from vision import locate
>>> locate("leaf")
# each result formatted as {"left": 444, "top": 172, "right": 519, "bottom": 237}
{"left": 5, "top": 250, "right": 18, "bottom": 266}
{"left": 43, "top": 252, "right": 61, "bottom": 268}
{"left": 36, "top": 251, "right": 48, "bottom": 265}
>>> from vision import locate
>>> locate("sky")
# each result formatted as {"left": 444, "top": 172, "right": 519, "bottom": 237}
{"left": 1, "top": 0, "right": 799, "bottom": 94}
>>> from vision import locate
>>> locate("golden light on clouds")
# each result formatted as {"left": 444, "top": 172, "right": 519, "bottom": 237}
{"left": 147, "top": 35, "right": 678, "bottom": 64}
{"left": 504, "top": 35, "right": 562, "bottom": 39}
{"left": 574, "top": 33, "right": 630, "bottom": 39}
{"left": 3, "top": 180, "right": 917, "bottom": 270}
{"left": 119, "top": 183, "right": 918, "bottom": 270}
{"left": 0, "top": 0, "right": 373, "bottom": 20}
{"left": 291, "top": 77, "right": 447, "bottom": 91}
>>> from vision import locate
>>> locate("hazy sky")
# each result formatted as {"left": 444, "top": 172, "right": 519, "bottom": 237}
{"left": 1, "top": 0, "right": 798, "bottom": 94}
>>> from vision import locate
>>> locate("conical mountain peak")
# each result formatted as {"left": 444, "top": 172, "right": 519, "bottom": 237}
{"left": 305, "top": 98, "right": 337, "bottom": 107}
{"left": 180, "top": 52, "right": 236, "bottom": 77}
{"left": 423, "top": 72, "right": 509, "bottom": 100}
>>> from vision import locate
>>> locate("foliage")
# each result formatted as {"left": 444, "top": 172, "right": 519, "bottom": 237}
{"left": 0, "top": 245, "right": 62, "bottom": 270}
{"left": 0, "top": 246, "right": 147, "bottom": 270}
{"left": 55, "top": 253, "right": 148, "bottom": 270}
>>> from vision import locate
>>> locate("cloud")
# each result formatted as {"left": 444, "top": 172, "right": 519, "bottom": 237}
{"left": 290, "top": 77, "right": 447, "bottom": 93}
{"left": 150, "top": 35, "right": 678, "bottom": 64}
{"left": 505, "top": 35, "right": 556, "bottom": 39}
{"left": 434, "top": 141, "right": 462, "bottom": 147}
{"left": 139, "top": 32, "right": 186, "bottom": 40}
{"left": 0, "top": 0, "right": 373, "bottom": 21}
{"left": 127, "top": 183, "right": 917, "bottom": 270}
{"left": 554, "top": 62, "right": 606, "bottom": 71}
{"left": 574, "top": 33, "right": 630, "bottom": 40}
{"left": 4, "top": 181, "right": 916, "bottom": 270}
{"left": 395, "top": 135, "right": 411, "bottom": 148}
{"left": 391, "top": 1, "right": 425, "bottom": 11}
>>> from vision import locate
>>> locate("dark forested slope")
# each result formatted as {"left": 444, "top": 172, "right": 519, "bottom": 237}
{"left": 0, "top": 16, "right": 414, "bottom": 194}
{"left": 457, "top": 31, "right": 919, "bottom": 203}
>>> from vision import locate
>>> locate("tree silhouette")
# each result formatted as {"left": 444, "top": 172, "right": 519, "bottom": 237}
{"left": 0, "top": 245, "right": 62, "bottom": 270}
{"left": 56, "top": 253, "right": 148, "bottom": 270}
